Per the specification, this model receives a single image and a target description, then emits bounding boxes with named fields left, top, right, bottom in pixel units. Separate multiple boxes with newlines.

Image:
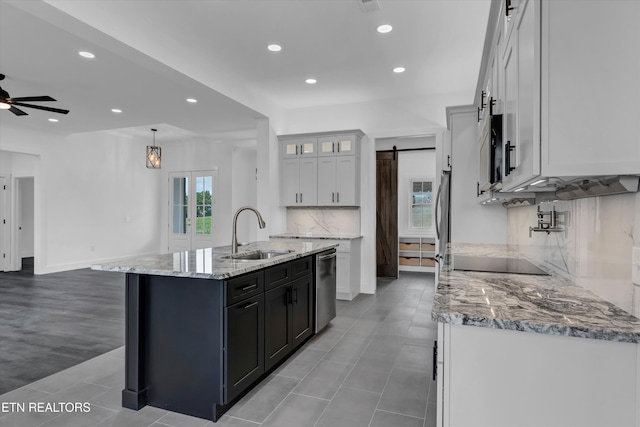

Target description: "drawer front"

left=265, top=256, right=313, bottom=291
left=399, top=256, right=420, bottom=266
left=265, top=263, right=291, bottom=291
left=226, top=271, right=264, bottom=306
left=399, top=242, right=420, bottom=251
left=290, top=256, right=313, bottom=279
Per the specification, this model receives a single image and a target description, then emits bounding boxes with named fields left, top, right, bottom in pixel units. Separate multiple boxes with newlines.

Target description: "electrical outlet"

left=632, top=247, right=640, bottom=285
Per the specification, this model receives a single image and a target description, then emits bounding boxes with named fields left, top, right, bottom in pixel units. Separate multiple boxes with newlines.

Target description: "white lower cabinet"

left=436, top=323, right=639, bottom=427
left=270, top=237, right=361, bottom=300
left=327, top=239, right=361, bottom=300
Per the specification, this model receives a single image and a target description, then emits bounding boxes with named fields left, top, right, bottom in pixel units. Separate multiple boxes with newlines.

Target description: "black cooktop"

left=452, top=255, right=549, bottom=276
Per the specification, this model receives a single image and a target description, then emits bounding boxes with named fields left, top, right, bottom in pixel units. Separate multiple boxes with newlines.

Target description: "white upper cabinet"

left=281, top=138, right=317, bottom=158
left=317, top=134, right=359, bottom=157
left=281, top=157, right=317, bottom=206
left=477, top=0, right=640, bottom=193
left=279, top=130, right=363, bottom=207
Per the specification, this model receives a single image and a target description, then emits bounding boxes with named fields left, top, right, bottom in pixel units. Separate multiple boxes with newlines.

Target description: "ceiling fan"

left=0, top=74, right=70, bottom=116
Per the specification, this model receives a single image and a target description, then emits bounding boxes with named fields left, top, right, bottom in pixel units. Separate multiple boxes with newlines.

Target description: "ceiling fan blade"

left=9, top=106, right=28, bottom=116
left=11, top=102, right=69, bottom=114
left=8, top=96, right=57, bottom=102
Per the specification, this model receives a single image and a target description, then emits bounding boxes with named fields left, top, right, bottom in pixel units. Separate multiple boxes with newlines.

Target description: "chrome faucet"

left=231, top=206, right=266, bottom=254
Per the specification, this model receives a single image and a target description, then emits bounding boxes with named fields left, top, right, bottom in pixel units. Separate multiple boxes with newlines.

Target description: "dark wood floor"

left=0, top=258, right=125, bottom=394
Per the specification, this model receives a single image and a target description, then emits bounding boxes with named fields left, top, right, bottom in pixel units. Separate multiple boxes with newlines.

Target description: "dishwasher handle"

left=317, top=251, right=337, bottom=261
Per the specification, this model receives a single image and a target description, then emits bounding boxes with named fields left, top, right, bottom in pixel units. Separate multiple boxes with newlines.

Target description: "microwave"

left=478, top=113, right=503, bottom=192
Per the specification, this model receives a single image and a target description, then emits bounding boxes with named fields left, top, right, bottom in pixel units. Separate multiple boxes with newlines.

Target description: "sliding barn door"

left=376, top=152, right=398, bottom=278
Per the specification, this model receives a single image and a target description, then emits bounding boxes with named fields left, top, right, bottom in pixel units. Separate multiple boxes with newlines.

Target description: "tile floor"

left=0, top=272, right=437, bottom=427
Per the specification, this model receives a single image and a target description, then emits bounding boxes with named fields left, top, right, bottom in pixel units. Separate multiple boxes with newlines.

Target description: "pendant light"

left=146, top=128, right=161, bottom=169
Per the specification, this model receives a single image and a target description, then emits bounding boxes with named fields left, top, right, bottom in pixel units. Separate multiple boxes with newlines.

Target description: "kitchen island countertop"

left=270, top=232, right=363, bottom=240
left=432, top=243, right=640, bottom=343
left=91, top=240, right=337, bottom=280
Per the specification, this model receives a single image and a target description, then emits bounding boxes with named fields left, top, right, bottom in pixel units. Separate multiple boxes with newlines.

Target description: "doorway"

left=376, top=152, right=398, bottom=278
left=168, top=170, right=218, bottom=252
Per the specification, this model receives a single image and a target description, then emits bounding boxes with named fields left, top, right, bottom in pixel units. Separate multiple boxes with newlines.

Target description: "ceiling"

left=0, top=0, right=491, bottom=140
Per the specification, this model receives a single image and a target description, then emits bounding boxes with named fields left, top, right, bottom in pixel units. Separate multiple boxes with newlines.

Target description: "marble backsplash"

left=508, top=192, right=640, bottom=316
left=286, top=208, right=361, bottom=236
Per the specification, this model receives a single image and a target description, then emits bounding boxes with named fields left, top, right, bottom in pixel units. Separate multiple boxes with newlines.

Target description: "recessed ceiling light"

left=377, top=24, right=393, bottom=34
left=48, top=118, right=59, bottom=122
left=305, top=78, right=317, bottom=84
left=111, top=108, right=122, bottom=113
left=78, top=51, right=95, bottom=59
left=267, top=44, right=282, bottom=52
left=393, top=67, right=406, bottom=73
left=186, top=98, right=198, bottom=103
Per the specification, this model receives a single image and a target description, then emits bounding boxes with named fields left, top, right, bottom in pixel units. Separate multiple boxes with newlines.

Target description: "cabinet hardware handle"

left=447, top=155, right=451, bottom=169
left=432, top=341, right=438, bottom=380
left=300, top=193, right=303, bottom=203
left=477, top=181, right=485, bottom=197
left=296, top=193, right=298, bottom=203
left=241, top=284, right=258, bottom=291
left=337, top=192, right=339, bottom=203
left=477, top=106, right=481, bottom=123
left=337, top=142, right=340, bottom=153
left=489, top=96, right=496, bottom=116
left=505, top=141, right=516, bottom=175
left=293, top=288, right=298, bottom=304
left=242, top=301, right=258, bottom=309
left=333, top=142, right=335, bottom=153
left=296, top=144, right=298, bottom=155
left=506, top=0, right=514, bottom=17
left=332, top=192, right=335, bottom=203
left=481, top=90, right=486, bottom=109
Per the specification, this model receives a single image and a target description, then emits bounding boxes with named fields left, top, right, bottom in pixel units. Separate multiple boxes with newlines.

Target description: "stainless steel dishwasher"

left=315, top=249, right=337, bottom=332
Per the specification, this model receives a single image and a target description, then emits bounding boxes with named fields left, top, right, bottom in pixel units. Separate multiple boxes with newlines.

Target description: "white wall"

left=44, top=130, right=162, bottom=271
left=159, top=137, right=234, bottom=251
left=1, top=124, right=163, bottom=273
left=257, top=118, right=286, bottom=241
left=231, top=146, right=258, bottom=244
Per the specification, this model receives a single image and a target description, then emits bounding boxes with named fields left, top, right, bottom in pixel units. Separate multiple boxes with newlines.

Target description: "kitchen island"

left=432, top=243, right=640, bottom=427
left=92, top=240, right=337, bottom=422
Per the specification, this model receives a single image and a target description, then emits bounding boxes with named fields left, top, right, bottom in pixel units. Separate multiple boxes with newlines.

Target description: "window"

left=410, top=179, right=433, bottom=230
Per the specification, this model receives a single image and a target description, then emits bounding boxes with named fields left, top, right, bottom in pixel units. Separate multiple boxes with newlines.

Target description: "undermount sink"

left=222, top=250, right=294, bottom=261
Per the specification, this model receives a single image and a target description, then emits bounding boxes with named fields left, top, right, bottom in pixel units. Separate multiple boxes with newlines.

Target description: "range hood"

left=555, top=176, right=640, bottom=200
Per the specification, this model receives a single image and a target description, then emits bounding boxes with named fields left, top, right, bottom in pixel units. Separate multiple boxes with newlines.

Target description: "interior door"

left=376, top=152, right=398, bottom=278
left=168, top=170, right=217, bottom=252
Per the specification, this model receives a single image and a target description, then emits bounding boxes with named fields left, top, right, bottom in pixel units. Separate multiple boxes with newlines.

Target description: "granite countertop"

left=432, top=243, right=640, bottom=343
left=91, top=240, right=338, bottom=280
left=270, top=233, right=363, bottom=240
